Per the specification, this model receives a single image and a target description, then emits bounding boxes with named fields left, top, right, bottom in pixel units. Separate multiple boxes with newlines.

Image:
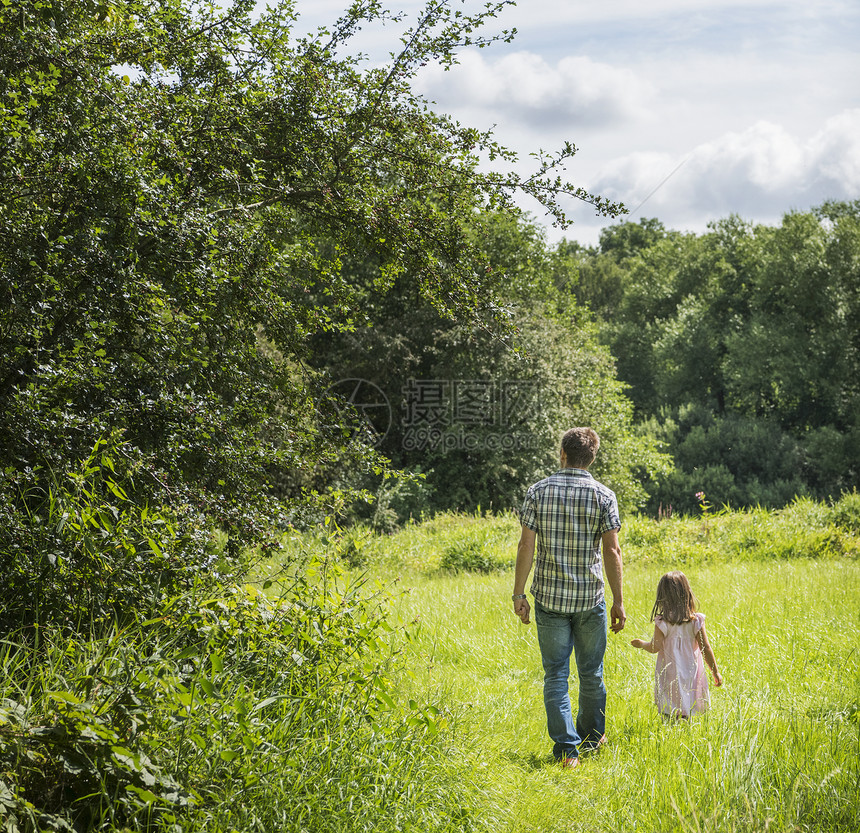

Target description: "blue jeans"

left=534, top=600, right=607, bottom=760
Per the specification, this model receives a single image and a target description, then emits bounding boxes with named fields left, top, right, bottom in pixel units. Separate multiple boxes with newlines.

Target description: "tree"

left=308, top=212, right=670, bottom=521
left=1, top=0, right=624, bottom=624
left=722, top=207, right=860, bottom=432
left=588, top=205, right=860, bottom=510
left=555, top=218, right=672, bottom=322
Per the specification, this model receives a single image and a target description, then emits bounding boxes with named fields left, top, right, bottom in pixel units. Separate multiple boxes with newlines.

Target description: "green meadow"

left=3, top=499, right=857, bottom=832
left=270, top=500, right=860, bottom=833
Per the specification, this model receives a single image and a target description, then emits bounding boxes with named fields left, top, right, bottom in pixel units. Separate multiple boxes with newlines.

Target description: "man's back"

left=521, top=467, right=620, bottom=614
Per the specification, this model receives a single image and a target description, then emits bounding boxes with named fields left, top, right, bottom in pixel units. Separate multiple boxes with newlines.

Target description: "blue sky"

left=289, top=0, right=860, bottom=245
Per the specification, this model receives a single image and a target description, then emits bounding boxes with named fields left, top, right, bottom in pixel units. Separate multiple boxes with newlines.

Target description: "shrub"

left=0, top=553, right=474, bottom=833
left=832, top=490, right=860, bottom=534
left=440, top=540, right=505, bottom=574
left=327, top=524, right=375, bottom=569
left=0, top=436, right=214, bottom=636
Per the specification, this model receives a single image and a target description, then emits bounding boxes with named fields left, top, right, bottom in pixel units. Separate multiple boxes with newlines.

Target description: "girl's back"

left=654, top=613, right=709, bottom=718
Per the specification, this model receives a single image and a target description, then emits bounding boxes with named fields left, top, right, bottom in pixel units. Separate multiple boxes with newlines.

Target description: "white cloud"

left=279, top=1, right=860, bottom=247
left=661, top=111, right=858, bottom=208
left=684, top=122, right=809, bottom=205
left=415, top=49, right=653, bottom=128
left=555, top=109, right=860, bottom=243
left=808, top=110, right=860, bottom=189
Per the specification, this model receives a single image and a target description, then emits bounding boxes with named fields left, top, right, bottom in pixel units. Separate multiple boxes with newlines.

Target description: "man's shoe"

left=560, top=755, right=580, bottom=769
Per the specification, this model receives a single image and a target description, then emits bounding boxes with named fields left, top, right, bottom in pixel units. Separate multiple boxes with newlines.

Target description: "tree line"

left=307, top=201, right=860, bottom=521
left=565, top=204, right=860, bottom=514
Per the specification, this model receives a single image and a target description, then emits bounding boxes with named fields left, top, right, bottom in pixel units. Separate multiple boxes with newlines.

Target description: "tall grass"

left=382, top=560, right=859, bottom=832
left=330, top=498, right=860, bottom=833
left=0, top=556, right=481, bottom=833
left=333, top=496, right=860, bottom=573
left=5, top=496, right=857, bottom=831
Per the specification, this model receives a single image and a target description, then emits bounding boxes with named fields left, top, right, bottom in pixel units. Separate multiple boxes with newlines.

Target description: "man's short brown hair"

left=561, top=427, right=600, bottom=469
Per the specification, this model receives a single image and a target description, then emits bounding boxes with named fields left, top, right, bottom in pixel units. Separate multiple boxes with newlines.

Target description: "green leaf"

left=126, top=785, right=160, bottom=804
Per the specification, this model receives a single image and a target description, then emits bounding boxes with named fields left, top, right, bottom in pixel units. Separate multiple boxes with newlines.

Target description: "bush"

left=619, top=497, right=860, bottom=565
left=832, top=490, right=860, bottom=534
left=639, top=408, right=810, bottom=514
left=0, top=435, right=215, bottom=636
left=440, top=540, right=506, bottom=574
left=0, top=554, right=476, bottom=833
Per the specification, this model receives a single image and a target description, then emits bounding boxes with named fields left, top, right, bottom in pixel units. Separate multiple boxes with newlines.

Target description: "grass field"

left=8, top=503, right=854, bottom=832
left=313, top=505, right=860, bottom=833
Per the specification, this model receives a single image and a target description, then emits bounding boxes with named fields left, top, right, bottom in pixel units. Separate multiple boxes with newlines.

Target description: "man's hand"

left=609, top=600, right=626, bottom=633
left=513, top=597, right=531, bottom=625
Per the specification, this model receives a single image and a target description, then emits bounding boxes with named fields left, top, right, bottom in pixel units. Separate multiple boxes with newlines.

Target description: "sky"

left=288, top=0, right=860, bottom=247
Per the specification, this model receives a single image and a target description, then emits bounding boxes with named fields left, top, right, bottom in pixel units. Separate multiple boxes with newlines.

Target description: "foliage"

left=311, top=501, right=860, bottom=583
left=0, top=551, right=474, bottom=833
left=636, top=405, right=809, bottom=515
left=439, top=539, right=509, bottom=574
left=0, top=434, right=203, bottom=634
left=323, top=521, right=375, bottom=568
left=574, top=206, right=860, bottom=511
left=0, top=3, right=627, bottom=826
left=619, top=496, right=860, bottom=564
left=1, top=0, right=623, bottom=583
left=832, top=489, right=860, bottom=534
left=558, top=217, right=674, bottom=320
left=309, top=212, right=670, bottom=522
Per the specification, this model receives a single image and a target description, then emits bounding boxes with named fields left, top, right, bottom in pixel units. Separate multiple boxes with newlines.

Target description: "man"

left=512, top=427, right=625, bottom=769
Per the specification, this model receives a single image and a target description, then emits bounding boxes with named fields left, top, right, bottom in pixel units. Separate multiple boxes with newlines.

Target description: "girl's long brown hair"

left=650, top=571, right=698, bottom=624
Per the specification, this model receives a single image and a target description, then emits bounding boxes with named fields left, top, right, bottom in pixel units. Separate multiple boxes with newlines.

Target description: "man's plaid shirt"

left=520, top=468, right=621, bottom=614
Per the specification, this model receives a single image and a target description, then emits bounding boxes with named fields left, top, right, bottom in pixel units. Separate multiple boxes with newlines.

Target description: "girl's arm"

left=630, top=624, right=663, bottom=654
left=697, top=623, right=723, bottom=686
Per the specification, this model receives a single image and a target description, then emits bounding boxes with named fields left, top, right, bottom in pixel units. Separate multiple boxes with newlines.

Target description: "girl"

left=631, top=571, right=723, bottom=718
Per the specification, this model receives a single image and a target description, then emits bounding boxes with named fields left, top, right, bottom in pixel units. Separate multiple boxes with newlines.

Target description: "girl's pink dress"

left=654, top=613, right=710, bottom=717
